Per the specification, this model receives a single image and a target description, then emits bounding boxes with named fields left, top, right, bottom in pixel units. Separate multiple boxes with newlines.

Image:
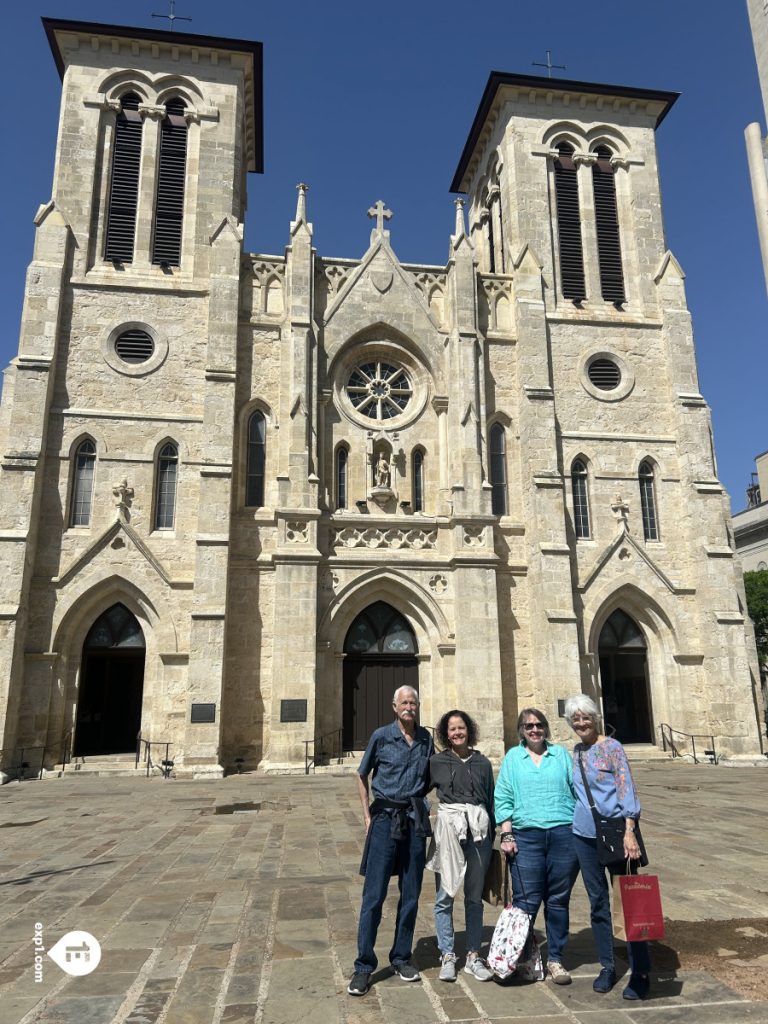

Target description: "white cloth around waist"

left=425, top=802, right=490, bottom=897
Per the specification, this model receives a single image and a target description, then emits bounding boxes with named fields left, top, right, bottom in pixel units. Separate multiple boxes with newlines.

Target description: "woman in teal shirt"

left=495, top=708, right=580, bottom=985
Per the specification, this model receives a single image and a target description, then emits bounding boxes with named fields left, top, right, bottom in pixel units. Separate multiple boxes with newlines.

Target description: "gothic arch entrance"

left=343, top=601, right=418, bottom=749
left=598, top=609, right=653, bottom=743
left=73, top=603, right=145, bottom=756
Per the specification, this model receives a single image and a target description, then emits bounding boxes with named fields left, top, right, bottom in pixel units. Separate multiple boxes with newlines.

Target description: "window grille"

left=553, top=143, right=586, bottom=301
left=246, top=412, right=266, bottom=508
left=154, top=442, right=178, bottom=529
left=489, top=424, right=507, bottom=516
left=336, top=446, right=348, bottom=510
left=587, top=358, right=621, bottom=391
left=571, top=459, right=591, bottom=539
left=70, top=440, right=96, bottom=527
left=592, top=146, right=626, bottom=303
left=152, top=98, right=188, bottom=265
left=639, top=460, right=659, bottom=540
left=104, top=92, right=143, bottom=263
left=115, top=328, right=155, bottom=364
left=412, top=449, right=424, bottom=512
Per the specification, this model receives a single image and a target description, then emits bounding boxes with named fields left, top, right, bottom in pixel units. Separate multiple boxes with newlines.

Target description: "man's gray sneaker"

left=464, top=954, right=493, bottom=982
left=392, top=962, right=421, bottom=982
left=347, top=972, right=370, bottom=996
left=438, top=952, right=457, bottom=982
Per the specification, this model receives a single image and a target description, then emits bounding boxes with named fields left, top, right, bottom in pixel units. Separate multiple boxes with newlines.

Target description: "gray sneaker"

left=438, top=952, right=458, bottom=982
left=464, top=954, right=493, bottom=982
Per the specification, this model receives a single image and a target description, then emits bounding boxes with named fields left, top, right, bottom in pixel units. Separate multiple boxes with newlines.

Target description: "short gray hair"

left=563, top=694, right=602, bottom=729
left=392, top=685, right=419, bottom=704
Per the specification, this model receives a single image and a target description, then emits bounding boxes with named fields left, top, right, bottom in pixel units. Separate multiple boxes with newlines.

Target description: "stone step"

left=45, top=753, right=169, bottom=779
left=623, top=743, right=672, bottom=762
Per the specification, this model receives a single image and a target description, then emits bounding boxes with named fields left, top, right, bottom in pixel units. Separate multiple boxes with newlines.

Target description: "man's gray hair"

left=563, top=694, right=603, bottom=729
left=392, top=685, right=419, bottom=704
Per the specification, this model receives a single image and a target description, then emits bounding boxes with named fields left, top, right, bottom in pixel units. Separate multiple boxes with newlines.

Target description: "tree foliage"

left=744, top=569, right=768, bottom=669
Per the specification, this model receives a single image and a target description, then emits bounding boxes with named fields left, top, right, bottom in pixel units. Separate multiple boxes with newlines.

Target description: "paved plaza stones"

left=1, top=764, right=767, bottom=1024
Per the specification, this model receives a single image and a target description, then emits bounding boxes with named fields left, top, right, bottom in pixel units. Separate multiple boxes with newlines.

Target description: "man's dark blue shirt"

left=358, top=720, right=433, bottom=801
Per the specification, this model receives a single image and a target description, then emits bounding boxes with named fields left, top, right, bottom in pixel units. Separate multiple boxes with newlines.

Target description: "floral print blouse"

left=571, top=738, right=641, bottom=838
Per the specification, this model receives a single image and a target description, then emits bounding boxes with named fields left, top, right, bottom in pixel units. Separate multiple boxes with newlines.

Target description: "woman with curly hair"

left=427, top=709, right=495, bottom=983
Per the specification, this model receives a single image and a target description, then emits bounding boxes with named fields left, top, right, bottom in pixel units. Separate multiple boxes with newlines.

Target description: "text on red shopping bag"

left=612, top=874, right=665, bottom=942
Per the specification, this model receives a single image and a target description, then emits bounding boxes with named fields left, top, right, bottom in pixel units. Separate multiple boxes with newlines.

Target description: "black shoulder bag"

left=577, top=748, right=648, bottom=868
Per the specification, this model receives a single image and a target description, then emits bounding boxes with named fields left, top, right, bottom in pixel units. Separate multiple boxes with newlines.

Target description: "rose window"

left=345, top=361, right=413, bottom=420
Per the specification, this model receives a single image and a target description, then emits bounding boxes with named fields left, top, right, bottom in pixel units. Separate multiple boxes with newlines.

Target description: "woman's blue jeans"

left=433, top=832, right=492, bottom=955
left=510, top=824, right=580, bottom=963
left=572, top=833, right=651, bottom=974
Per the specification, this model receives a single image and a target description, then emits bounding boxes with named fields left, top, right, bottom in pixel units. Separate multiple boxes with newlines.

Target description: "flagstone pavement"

left=1, top=763, right=767, bottom=1024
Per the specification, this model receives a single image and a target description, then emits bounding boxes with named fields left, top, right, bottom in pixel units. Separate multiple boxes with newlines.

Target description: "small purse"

left=577, top=749, right=648, bottom=868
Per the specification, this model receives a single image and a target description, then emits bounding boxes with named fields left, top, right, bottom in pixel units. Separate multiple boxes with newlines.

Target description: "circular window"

left=587, top=357, right=621, bottom=391
left=102, top=321, right=168, bottom=377
left=115, top=329, right=155, bottom=364
left=345, top=361, right=413, bottom=421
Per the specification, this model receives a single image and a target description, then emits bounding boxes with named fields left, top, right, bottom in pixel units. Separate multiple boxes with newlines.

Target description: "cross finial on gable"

left=367, top=200, right=392, bottom=238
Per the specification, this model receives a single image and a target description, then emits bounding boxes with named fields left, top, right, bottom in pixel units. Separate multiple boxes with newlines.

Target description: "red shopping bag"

left=612, top=874, right=665, bottom=942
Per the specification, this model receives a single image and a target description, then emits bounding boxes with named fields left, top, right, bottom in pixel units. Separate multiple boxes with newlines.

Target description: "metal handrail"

left=659, top=723, right=717, bottom=764
left=136, top=737, right=174, bottom=778
left=60, top=731, right=73, bottom=772
left=0, top=745, right=47, bottom=781
left=304, top=727, right=347, bottom=775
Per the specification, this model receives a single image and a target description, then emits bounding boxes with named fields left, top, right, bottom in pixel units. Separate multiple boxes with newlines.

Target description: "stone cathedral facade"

left=0, top=18, right=762, bottom=778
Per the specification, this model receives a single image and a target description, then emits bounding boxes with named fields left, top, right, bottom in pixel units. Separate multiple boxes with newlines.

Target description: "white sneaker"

left=438, top=952, right=457, bottom=982
left=547, top=960, right=571, bottom=985
left=464, top=954, right=493, bottom=982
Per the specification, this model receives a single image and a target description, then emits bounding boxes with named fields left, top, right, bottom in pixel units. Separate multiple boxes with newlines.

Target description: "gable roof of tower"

left=42, top=17, right=264, bottom=173
left=450, top=70, right=679, bottom=194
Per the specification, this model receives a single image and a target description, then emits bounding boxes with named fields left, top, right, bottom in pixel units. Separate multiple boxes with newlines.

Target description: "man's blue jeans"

left=510, top=824, right=580, bottom=963
left=573, top=833, right=651, bottom=974
left=434, top=832, right=492, bottom=955
left=354, top=812, right=427, bottom=975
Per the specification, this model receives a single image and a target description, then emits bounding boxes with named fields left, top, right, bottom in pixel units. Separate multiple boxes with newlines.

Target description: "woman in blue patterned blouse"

left=494, top=708, right=580, bottom=986
left=565, top=694, right=650, bottom=1001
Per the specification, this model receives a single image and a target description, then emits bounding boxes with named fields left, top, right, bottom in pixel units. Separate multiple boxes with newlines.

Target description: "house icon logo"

left=47, top=931, right=102, bottom=976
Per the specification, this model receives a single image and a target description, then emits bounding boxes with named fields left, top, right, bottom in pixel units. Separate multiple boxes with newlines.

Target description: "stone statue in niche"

left=375, top=452, right=391, bottom=488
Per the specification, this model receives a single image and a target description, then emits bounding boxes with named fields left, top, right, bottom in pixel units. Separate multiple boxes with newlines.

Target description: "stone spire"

left=290, top=182, right=311, bottom=236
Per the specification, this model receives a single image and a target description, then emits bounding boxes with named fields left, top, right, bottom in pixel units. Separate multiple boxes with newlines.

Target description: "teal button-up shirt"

left=494, top=742, right=575, bottom=829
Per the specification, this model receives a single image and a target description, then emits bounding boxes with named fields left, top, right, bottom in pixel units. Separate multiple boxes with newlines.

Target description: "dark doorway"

left=74, top=603, right=145, bottom=756
left=343, top=602, right=418, bottom=749
left=598, top=609, right=653, bottom=744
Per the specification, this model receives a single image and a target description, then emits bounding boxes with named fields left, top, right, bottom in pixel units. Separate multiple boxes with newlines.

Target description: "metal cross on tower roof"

left=532, top=50, right=567, bottom=78
left=151, top=0, right=192, bottom=31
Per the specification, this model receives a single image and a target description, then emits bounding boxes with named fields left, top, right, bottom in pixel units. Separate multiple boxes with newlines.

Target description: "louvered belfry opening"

left=104, top=92, right=143, bottom=263
left=553, top=143, right=586, bottom=301
left=152, top=98, right=188, bottom=266
left=592, top=146, right=626, bottom=303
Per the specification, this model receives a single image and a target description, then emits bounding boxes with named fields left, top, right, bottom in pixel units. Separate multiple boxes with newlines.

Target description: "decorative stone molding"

left=463, top=526, right=485, bottom=547
left=320, top=570, right=339, bottom=592
left=285, top=521, right=309, bottom=543
left=429, top=573, right=448, bottom=594
left=138, top=103, right=167, bottom=120
left=333, top=526, right=437, bottom=551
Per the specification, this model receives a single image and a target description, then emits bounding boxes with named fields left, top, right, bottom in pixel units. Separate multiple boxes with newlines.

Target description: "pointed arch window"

left=70, top=440, right=96, bottom=527
left=639, top=460, right=659, bottom=540
left=336, top=445, right=348, bottom=510
left=412, top=449, right=424, bottom=512
left=571, top=458, right=591, bottom=539
left=246, top=411, right=266, bottom=508
left=104, top=92, right=143, bottom=263
left=553, top=143, right=586, bottom=301
left=154, top=442, right=178, bottom=530
left=592, top=146, right=625, bottom=303
left=489, top=424, right=507, bottom=516
left=152, top=98, right=188, bottom=266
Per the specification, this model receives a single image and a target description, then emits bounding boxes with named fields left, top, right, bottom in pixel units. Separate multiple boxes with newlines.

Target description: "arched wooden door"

left=343, top=602, right=418, bottom=749
left=598, top=609, right=653, bottom=743
left=74, top=603, right=145, bottom=756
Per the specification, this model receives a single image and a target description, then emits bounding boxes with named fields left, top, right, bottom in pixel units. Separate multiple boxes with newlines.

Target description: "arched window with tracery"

left=592, top=145, right=625, bottom=303
left=553, top=142, right=586, bottom=301
left=152, top=98, right=188, bottom=265
left=154, top=442, right=178, bottom=530
left=571, top=458, right=591, bottom=539
left=104, top=92, right=143, bottom=263
left=489, top=424, right=507, bottom=516
left=70, top=439, right=97, bottom=527
left=336, top=445, right=348, bottom=510
left=638, top=460, right=659, bottom=540
left=246, top=411, right=266, bottom=508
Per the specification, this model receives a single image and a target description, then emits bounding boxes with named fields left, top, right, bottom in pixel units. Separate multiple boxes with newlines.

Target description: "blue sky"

left=0, top=1, right=764, bottom=510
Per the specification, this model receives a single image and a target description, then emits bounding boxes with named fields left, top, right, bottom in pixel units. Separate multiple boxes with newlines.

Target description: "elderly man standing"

left=347, top=686, right=434, bottom=996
